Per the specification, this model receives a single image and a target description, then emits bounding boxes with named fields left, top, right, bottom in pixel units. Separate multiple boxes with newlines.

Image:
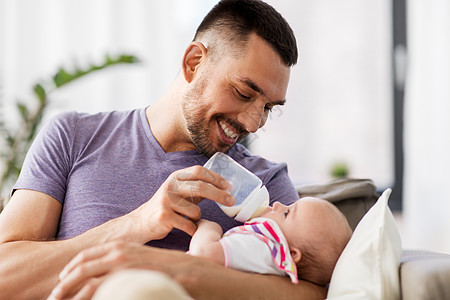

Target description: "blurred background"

left=0, top=0, right=449, bottom=253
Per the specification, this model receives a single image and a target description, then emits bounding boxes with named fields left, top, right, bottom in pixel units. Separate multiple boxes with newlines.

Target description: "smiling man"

left=151, top=32, right=290, bottom=156
left=0, top=1, right=326, bottom=299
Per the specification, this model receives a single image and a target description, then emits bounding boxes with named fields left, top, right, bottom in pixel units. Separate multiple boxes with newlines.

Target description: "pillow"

left=327, top=189, right=402, bottom=300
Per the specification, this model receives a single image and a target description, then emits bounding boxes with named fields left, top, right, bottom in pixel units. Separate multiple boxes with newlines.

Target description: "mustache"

left=215, top=114, right=248, bottom=136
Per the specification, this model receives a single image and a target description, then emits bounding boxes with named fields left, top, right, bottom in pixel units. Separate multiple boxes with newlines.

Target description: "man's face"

left=182, top=33, right=290, bottom=157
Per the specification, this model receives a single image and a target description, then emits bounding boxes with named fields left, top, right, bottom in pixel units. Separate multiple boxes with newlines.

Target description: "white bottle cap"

left=235, top=185, right=269, bottom=222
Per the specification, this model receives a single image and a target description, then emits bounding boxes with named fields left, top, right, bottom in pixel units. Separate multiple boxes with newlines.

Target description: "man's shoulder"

left=227, top=143, right=297, bottom=203
left=48, top=109, right=143, bottom=132
left=73, top=108, right=142, bottom=124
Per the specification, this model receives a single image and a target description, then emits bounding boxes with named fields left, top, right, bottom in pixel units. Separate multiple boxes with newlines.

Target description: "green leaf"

left=33, top=83, right=47, bottom=104
left=50, top=54, right=139, bottom=89
left=118, top=54, right=139, bottom=64
left=17, top=103, right=28, bottom=121
left=105, top=54, right=113, bottom=64
left=52, top=68, right=72, bottom=87
left=6, top=134, right=14, bottom=146
left=331, top=162, right=349, bottom=179
left=10, top=165, right=21, bottom=178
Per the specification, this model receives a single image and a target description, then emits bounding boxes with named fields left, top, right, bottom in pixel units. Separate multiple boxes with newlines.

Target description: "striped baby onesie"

left=219, top=217, right=298, bottom=283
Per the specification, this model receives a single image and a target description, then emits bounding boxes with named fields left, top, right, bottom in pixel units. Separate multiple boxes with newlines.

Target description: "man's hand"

left=48, top=241, right=214, bottom=300
left=48, top=242, right=165, bottom=300
left=128, top=165, right=234, bottom=242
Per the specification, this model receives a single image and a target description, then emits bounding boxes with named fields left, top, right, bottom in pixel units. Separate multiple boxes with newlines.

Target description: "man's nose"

left=237, top=103, right=266, bottom=133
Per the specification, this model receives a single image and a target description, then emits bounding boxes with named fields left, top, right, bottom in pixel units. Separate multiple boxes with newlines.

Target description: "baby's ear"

left=290, top=247, right=301, bottom=263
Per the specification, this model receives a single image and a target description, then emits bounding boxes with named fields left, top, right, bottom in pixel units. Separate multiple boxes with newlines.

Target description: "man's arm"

left=0, top=190, right=144, bottom=300
left=50, top=242, right=327, bottom=300
left=181, top=255, right=327, bottom=300
left=189, top=219, right=225, bottom=265
left=0, top=166, right=234, bottom=300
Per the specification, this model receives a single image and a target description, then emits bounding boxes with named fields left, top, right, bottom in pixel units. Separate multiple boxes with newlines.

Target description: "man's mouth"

left=218, top=120, right=239, bottom=144
left=219, top=120, right=238, bottom=139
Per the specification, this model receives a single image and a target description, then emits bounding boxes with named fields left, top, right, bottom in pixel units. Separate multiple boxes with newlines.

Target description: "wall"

left=249, top=0, right=393, bottom=188
left=403, top=0, right=450, bottom=254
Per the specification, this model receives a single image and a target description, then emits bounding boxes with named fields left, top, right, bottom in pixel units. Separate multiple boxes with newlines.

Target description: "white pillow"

left=327, top=189, right=402, bottom=300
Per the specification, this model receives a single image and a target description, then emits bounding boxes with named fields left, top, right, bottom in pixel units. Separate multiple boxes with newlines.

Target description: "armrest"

left=400, top=250, right=450, bottom=300
left=297, top=178, right=378, bottom=230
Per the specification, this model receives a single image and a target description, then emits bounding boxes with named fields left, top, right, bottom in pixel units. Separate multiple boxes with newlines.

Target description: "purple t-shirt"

left=14, top=109, right=298, bottom=251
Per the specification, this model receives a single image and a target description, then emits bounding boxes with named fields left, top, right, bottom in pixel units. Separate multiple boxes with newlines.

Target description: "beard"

left=181, top=75, right=248, bottom=157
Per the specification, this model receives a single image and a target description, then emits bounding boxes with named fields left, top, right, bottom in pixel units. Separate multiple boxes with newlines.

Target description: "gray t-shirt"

left=14, top=108, right=298, bottom=251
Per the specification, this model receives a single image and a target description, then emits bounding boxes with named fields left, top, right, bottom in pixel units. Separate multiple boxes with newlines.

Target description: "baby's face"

left=260, top=200, right=307, bottom=246
left=262, top=197, right=352, bottom=285
left=261, top=197, right=349, bottom=250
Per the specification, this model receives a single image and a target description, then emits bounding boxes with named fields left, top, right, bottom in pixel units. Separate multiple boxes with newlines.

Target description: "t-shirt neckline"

left=139, top=107, right=207, bottom=161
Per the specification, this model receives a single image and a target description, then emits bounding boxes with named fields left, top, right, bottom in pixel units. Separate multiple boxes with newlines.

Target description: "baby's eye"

left=284, top=210, right=289, bottom=218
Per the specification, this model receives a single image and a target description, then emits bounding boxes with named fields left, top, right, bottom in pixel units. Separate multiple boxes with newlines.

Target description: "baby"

left=189, top=197, right=353, bottom=286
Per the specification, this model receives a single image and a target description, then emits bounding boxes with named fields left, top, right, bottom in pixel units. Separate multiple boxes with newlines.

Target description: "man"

left=0, top=0, right=326, bottom=299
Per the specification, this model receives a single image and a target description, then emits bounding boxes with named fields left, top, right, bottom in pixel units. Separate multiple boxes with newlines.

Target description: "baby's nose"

left=272, top=201, right=287, bottom=211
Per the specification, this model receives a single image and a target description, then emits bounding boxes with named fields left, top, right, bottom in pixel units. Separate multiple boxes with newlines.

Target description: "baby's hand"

left=196, top=219, right=215, bottom=226
left=195, top=219, right=222, bottom=232
left=190, top=219, right=225, bottom=264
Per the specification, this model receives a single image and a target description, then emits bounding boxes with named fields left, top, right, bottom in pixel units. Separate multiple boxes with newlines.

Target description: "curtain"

left=0, top=0, right=217, bottom=199
left=0, top=0, right=215, bottom=127
left=403, top=0, right=450, bottom=253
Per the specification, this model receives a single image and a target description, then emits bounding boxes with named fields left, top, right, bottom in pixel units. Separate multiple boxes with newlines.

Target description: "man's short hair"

left=194, top=0, right=298, bottom=67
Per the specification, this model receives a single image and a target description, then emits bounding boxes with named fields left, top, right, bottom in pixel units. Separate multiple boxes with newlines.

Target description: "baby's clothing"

left=219, top=217, right=298, bottom=283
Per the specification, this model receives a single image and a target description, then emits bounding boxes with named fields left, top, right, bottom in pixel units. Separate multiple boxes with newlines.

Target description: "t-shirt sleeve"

left=230, top=145, right=299, bottom=207
left=12, top=112, right=78, bottom=204
left=263, top=164, right=299, bottom=206
left=219, top=233, right=285, bottom=277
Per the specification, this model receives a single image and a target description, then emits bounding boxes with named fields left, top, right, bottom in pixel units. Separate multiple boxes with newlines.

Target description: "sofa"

left=296, top=178, right=450, bottom=300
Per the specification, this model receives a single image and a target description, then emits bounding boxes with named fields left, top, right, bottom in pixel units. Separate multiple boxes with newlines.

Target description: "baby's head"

left=261, top=197, right=352, bottom=285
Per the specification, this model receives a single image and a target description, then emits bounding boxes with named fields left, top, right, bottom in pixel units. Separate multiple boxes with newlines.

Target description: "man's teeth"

left=219, top=121, right=238, bottom=139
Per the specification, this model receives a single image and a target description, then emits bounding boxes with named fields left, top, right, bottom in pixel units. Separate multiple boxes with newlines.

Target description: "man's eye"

left=284, top=210, right=289, bottom=218
left=264, top=105, right=273, bottom=112
left=235, top=88, right=251, bottom=100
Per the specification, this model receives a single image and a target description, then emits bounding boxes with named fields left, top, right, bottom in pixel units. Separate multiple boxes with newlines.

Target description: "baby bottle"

left=204, top=152, right=269, bottom=222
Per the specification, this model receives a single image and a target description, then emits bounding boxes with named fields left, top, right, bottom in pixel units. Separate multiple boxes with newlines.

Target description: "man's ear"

left=182, top=41, right=208, bottom=83
left=290, top=247, right=302, bottom=263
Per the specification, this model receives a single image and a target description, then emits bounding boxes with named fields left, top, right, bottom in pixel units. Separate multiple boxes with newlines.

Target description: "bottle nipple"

left=248, top=199, right=269, bottom=219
